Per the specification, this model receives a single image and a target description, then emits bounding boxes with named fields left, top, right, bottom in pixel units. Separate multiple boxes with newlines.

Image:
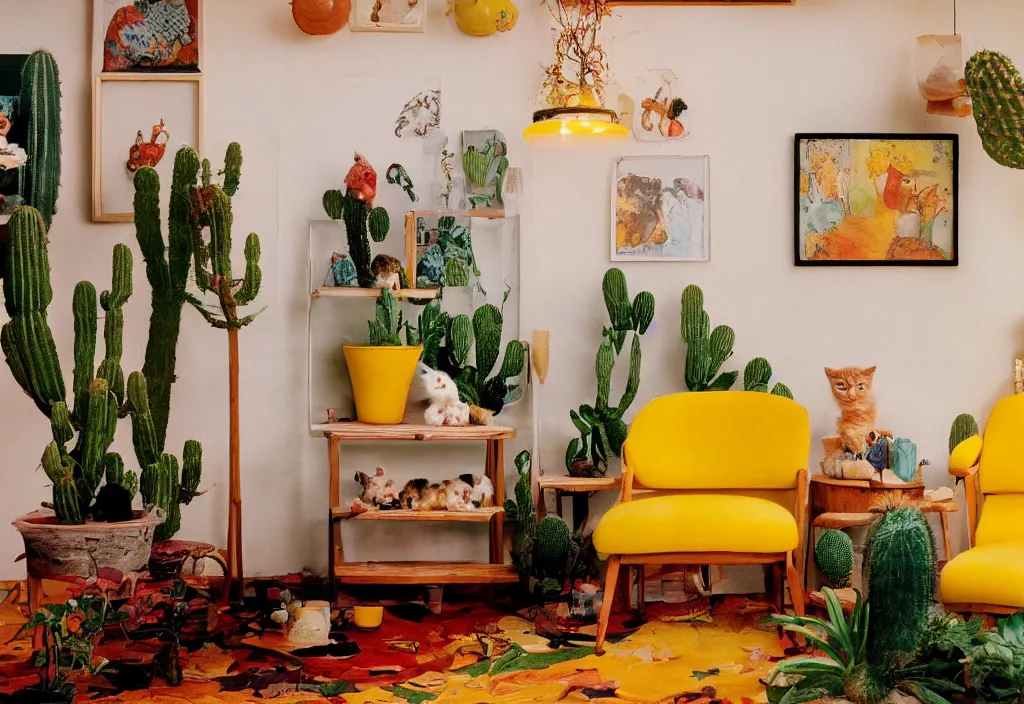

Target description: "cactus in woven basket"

left=949, top=413, right=979, bottom=454
left=434, top=295, right=525, bottom=415
left=366, top=288, right=405, bottom=346
left=504, top=450, right=536, bottom=586
left=566, top=268, right=654, bottom=478
left=965, top=50, right=1024, bottom=170
left=322, top=189, right=391, bottom=288
left=815, top=529, right=854, bottom=587
left=1, top=206, right=202, bottom=534
left=865, top=506, right=936, bottom=673
left=680, top=284, right=793, bottom=398
left=535, top=515, right=572, bottom=589
left=21, top=50, right=62, bottom=230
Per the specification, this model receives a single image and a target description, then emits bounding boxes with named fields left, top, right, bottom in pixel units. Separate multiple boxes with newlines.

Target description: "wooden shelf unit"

left=311, top=287, right=440, bottom=300
left=326, top=423, right=515, bottom=592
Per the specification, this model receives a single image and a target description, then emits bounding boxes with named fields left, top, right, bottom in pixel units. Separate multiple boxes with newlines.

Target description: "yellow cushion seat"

left=592, top=494, right=799, bottom=555
left=940, top=543, right=1024, bottom=609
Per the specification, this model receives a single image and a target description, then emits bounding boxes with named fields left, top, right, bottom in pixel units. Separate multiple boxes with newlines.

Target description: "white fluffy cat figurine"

left=422, top=368, right=470, bottom=427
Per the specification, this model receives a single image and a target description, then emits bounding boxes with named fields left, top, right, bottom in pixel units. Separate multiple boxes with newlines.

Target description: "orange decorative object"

left=125, top=119, right=170, bottom=175
left=292, top=0, right=352, bottom=35
left=344, top=153, right=378, bottom=206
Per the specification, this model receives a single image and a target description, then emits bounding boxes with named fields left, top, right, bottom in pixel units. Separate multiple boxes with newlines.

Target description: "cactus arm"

left=368, top=207, right=390, bottom=243
left=105, top=452, right=125, bottom=488
left=743, top=357, right=773, bottom=392
left=0, top=323, right=31, bottom=399
left=497, top=340, right=525, bottom=381
left=11, top=311, right=65, bottom=416
left=4, top=207, right=53, bottom=316
left=50, top=400, right=74, bottom=447
left=602, top=268, right=629, bottom=330
left=615, top=334, right=642, bottom=418
left=222, top=142, right=242, bottom=197
left=43, top=441, right=82, bottom=525
left=323, top=189, right=343, bottom=219
left=207, top=189, right=233, bottom=281
left=71, top=281, right=97, bottom=425
left=96, top=244, right=132, bottom=406
left=127, top=371, right=160, bottom=469
left=21, top=51, right=62, bottom=230
left=168, top=148, right=200, bottom=291
left=595, top=342, right=614, bottom=410
left=472, top=304, right=502, bottom=379
left=78, top=379, right=117, bottom=503
left=770, top=382, right=793, bottom=399
left=632, top=291, right=655, bottom=334
left=180, top=439, right=202, bottom=505
left=234, top=234, right=262, bottom=306
left=707, top=370, right=739, bottom=391
left=680, top=285, right=708, bottom=343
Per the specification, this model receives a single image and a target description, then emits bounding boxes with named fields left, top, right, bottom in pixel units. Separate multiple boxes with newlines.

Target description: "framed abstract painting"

left=92, top=0, right=202, bottom=74
left=795, top=133, right=958, bottom=266
left=612, top=155, right=710, bottom=262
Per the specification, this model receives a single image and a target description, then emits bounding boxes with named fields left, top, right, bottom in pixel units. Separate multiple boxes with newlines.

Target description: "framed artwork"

left=92, top=73, right=203, bottom=222
left=612, top=155, right=710, bottom=262
left=0, top=55, right=29, bottom=224
left=351, top=0, right=426, bottom=32
left=92, top=0, right=202, bottom=74
left=795, top=133, right=958, bottom=266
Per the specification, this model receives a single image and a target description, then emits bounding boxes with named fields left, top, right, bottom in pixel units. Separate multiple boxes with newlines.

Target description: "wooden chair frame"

left=942, top=461, right=1020, bottom=615
left=595, top=462, right=807, bottom=654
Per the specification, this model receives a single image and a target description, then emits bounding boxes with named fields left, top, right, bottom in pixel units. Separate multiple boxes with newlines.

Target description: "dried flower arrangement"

left=540, top=0, right=613, bottom=110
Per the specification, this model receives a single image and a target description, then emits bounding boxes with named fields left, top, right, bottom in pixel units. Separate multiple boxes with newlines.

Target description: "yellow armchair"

left=941, top=394, right=1024, bottom=613
left=593, top=391, right=811, bottom=654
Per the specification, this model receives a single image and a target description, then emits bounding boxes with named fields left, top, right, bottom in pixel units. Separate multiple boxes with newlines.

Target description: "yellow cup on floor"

left=353, top=605, right=384, bottom=631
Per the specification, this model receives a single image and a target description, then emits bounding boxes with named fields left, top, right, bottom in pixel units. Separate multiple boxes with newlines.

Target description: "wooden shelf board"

left=409, top=209, right=507, bottom=220
left=537, top=476, right=622, bottom=492
left=332, top=506, right=502, bottom=522
left=334, top=561, right=518, bottom=584
left=316, top=422, right=516, bottom=441
left=311, top=287, right=439, bottom=300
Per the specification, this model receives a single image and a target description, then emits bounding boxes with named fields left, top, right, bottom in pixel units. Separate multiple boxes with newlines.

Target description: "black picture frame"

left=794, top=132, right=959, bottom=267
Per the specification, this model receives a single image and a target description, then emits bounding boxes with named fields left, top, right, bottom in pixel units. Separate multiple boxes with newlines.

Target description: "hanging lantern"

left=916, top=34, right=971, bottom=117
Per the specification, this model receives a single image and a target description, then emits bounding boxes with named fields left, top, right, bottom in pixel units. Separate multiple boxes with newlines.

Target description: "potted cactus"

left=344, top=288, right=423, bottom=424
left=3, top=201, right=201, bottom=579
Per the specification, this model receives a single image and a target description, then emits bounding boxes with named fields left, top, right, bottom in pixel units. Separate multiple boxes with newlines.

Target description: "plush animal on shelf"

left=824, top=366, right=892, bottom=455
left=371, top=254, right=404, bottom=290
left=400, top=478, right=448, bottom=511
left=441, top=477, right=474, bottom=511
left=422, top=369, right=470, bottom=426
left=459, top=473, right=495, bottom=508
left=351, top=467, right=401, bottom=514
left=469, top=405, right=494, bottom=426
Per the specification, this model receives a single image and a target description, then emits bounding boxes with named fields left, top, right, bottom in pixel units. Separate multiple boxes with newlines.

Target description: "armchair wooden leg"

left=785, top=551, right=805, bottom=617
left=596, top=555, right=621, bottom=656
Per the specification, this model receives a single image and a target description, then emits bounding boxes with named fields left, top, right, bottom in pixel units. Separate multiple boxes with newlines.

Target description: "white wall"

left=1, top=0, right=1022, bottom=578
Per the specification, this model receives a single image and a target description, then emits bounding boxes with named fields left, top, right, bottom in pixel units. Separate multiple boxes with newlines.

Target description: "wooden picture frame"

left=92, top=73, right=204, bottom=223
left=91, top=0, right=203, bottom=75
left=350, top=0, right=427, bottom=32
left=608, top=0, right=792, bottom=6
left=795, top=133, right=959, bottom=267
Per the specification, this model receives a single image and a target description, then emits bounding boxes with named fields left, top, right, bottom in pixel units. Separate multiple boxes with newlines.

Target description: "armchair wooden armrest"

left=948, top=463, right=979, bottom=480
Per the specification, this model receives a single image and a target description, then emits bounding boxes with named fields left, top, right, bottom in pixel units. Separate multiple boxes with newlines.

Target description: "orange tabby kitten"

left=824, top=366, right=886, bottom=455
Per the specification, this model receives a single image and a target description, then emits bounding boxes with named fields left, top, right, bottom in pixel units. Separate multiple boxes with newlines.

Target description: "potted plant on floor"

left=344, top=288, right=423, bottom=424
left=3, top=202, right=202, bottom=579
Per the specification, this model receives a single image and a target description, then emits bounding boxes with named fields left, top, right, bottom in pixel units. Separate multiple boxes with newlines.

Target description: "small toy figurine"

left=422, top=369, right=470, bottom=426
left=386, top=163, right=418, bottom=202
left=329, top=252, right=358, bottom=287
left=344, top=153, right=377, bottom=206
left=371, top=254, right=403, bottom=290
left=126, top=119, right=170, bottom=175
left=351, top=467, right=401, bottom=514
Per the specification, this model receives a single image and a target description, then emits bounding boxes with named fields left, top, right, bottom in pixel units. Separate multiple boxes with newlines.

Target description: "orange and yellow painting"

left=796, top=135, right=957, bottom=265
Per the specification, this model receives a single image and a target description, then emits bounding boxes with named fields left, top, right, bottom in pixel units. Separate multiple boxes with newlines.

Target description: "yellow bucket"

left=343, top=345, right=423, bottom=424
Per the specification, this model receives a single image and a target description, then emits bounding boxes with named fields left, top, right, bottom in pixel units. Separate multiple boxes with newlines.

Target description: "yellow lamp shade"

left=523, top=107, right=629, bottom=145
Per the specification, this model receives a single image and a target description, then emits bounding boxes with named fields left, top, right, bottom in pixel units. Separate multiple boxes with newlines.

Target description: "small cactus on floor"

left=504, top=451, right=536, bottom=587
left=535, top=515, right=572, bottom=590
left=566, top=268, right=654, bottom=477
left=814, top=529, right=854, bottom=587
left=949, top=413, right=980, bottom=453
left=366, top=288, right=404, bottom=346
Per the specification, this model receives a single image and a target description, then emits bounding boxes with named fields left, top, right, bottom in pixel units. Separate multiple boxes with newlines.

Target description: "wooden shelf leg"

left=328, top=436, right=343, bottom=603
left=28, top=574, right=42, bottom=651
left=939, top=511, right=952, bottom=564
left=555, top=489, right=564, bottom=518
left=488, top=440, right=505, bottom=565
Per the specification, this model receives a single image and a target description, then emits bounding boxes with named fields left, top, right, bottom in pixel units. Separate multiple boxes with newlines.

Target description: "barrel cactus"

left=21, top=50, right=62, bottom=230
left=1, top=206, right=201, bottom=534
left=965, top=50, right=1024, bottom=169
left=949, top=413, right=980, bottom=453
left=680, top=284, right=792, bottom=398
left=535, top=515, right=572, bottom=589
left=815, top=529, right=854, bottom=587
left=566, top=268, right=654, bottom=477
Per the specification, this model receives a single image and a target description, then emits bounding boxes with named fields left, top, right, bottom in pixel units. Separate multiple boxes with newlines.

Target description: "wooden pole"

left=227, top=327, right=243, bottom=601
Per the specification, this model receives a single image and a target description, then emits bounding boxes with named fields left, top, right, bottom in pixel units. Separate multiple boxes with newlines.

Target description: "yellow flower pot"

left=343, top=345, right=423, bottom=424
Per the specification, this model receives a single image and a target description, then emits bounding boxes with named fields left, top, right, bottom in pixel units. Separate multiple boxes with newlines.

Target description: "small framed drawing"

left=92, top=0, right=202, bottom=74
left=795, top=133, right=958, bottom=266
left=351, top=0, right=426, bottom=32
left=92, top=74, right=203, bottom=222
left=612, top=155, right=710, bottom=262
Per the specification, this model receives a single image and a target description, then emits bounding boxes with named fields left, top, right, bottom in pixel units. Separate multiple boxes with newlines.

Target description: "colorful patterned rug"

left=0, top=578, right=794, bottom=703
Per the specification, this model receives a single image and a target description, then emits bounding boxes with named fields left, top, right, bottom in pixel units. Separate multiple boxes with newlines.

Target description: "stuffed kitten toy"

left=422, top=368, right=470, bottom=427
left=400, top=478, right=448, bottom=511
left=441, top=478, right=474, bottom=511
left=458, top=474, right=495, bottom=508
left=824, top=366, right=891, bottom=456
left=351, top=467, right=401, bottom=514
left=371, top=254, right=403, bottom=290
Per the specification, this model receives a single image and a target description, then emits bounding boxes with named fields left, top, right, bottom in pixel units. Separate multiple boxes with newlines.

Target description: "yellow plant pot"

left=343, top=345, right=423, bottom=424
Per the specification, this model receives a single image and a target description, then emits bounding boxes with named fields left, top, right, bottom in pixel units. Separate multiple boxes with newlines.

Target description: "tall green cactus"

left=680, top=284, right=792, bottom=398
left=949, top=413, right=980, bottom=453
left=323, top=189, right=391, bottom=288
left=21, top=50, right=62, bottom=231
left=504, top=450, right=536, bottom=586
left=566, top=268, right=654, bottom=477
left=186, top=144, right=264, bottom=330
left=1, top=204, right=202, bottom=535
left=865, top=507, right=937, bottom=672
left=965, top=51, right=1024, bottom=170
left=434, top=297, right=525, bottom=414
